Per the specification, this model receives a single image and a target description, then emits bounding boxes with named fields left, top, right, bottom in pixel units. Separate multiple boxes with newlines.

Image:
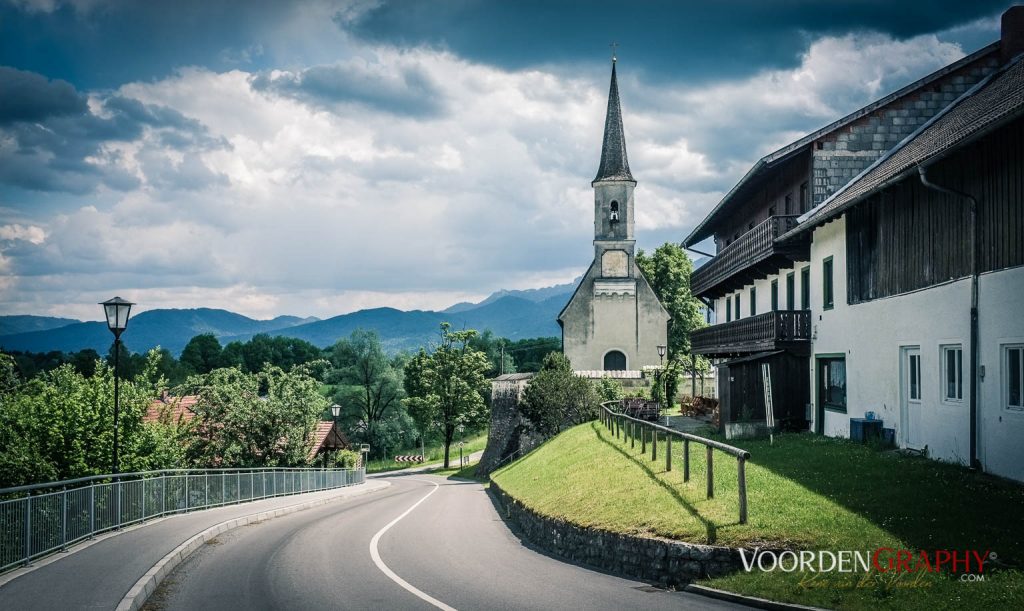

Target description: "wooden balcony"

left=691, top=215, right=809, bottom=298
left=691, top=310, right=811, bottom=358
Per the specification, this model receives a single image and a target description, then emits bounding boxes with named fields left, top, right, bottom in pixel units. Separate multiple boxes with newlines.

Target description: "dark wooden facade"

left=718, top=351, right=810, bottom=430
left=692, top=310, right=811, bottom=357
left=691, top=215, right=810, bottom=298
left=714, top=151, right=812, bottom=252
left=846, top=115, right=1024, bottom=303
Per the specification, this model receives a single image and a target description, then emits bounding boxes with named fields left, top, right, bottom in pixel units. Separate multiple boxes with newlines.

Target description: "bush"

left=326, top=449, right=360, bottom=468
left=520, top=353, right=600, bottom=436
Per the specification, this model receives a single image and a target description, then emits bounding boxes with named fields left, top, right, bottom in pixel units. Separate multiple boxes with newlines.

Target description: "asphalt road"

left=0, top=481, right=388, bottom=610
left=148, top=474, right=746, bottom=611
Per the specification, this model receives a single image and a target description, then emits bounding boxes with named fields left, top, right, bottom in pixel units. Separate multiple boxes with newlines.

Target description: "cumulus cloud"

left=0, top=27, right=979, bottom=318
left=0, top=67, right=87, bottom=125
left=252, top=53, right=447, bottom=117
left=0, top=71, right=229, bottom=194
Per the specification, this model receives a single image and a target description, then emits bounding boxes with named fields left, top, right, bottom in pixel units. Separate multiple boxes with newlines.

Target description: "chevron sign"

left=394, top=455, right=424, bottom=463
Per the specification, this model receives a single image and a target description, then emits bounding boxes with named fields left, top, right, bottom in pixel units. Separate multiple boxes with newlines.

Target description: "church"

left=558, top=59, right=669, bottom=373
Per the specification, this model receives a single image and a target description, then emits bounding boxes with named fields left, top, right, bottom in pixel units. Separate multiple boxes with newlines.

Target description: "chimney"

left=1002, top=5, right=1024, bottom=63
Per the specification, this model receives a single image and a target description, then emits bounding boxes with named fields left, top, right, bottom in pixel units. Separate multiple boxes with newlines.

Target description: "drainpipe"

left=917, top=165, right=980, bottom=470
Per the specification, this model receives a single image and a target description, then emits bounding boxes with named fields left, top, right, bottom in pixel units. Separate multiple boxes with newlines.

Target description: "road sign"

left=458, top=441, right=465, bottom=448
left=394, top=455, right=424, bottom=463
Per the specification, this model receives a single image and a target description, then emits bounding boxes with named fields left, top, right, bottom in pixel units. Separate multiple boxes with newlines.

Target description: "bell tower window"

left=610, top=200, right=619, bottom=222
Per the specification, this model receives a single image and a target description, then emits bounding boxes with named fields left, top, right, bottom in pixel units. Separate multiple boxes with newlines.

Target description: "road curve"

left=148, top=474, right=747, bottom=610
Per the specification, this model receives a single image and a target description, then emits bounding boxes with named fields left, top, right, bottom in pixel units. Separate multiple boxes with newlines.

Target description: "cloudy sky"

left=0, top=0, right=1013, bottom=320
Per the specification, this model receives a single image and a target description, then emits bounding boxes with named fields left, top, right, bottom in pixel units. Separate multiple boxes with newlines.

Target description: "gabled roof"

left=307, top=421, right=350, bottom=461
left=593, top=60, right=635, bottom=184
left=683, top=42, right=1000, bottom=247
left=782, top=53, right=1024, bottom=239
left=144, top=394, right=198, bottom=424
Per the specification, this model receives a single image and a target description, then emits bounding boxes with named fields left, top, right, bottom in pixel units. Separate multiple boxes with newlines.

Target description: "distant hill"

left=444, top=278, right=580, bottom=313
left=224, top=293, right=568, bottom=353
left=0, top=309, right=318, bottom=356
left=0, top=280, right=576, bottom=356
left=0, top=315, right=81, bottom=336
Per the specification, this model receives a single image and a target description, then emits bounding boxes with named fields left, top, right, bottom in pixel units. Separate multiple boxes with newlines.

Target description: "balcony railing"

left=691, top=310, right=811, bottom=357
left=691, top=215, right=804, bottom=297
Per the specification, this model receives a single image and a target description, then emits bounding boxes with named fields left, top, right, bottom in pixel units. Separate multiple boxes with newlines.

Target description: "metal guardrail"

left=600, top=401, right=751, bottom=524
left=0, top=466, right=365, bottom=573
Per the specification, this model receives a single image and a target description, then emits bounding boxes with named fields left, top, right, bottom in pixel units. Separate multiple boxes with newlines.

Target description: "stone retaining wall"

left=489, top=480, right=743, bottom=587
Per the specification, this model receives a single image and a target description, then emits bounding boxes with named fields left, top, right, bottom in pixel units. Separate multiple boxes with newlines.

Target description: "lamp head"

left=100, top=297, right=135, bottom=339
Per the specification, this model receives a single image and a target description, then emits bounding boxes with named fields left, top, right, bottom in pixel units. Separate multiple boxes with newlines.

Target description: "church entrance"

left=603, top=350, right=627, bottom=371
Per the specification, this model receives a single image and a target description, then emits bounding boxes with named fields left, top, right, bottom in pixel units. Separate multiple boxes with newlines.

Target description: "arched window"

left=610, top=200, right=620, bottom=222
left=604, top=350, right=627, bottom=371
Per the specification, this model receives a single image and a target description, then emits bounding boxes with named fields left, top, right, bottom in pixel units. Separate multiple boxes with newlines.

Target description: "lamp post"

left=457, top=423, right=465, bottom=467
left=329, top=404, right=341, bottom=468
left=657, top=345, right=668, bottom=426
left=100, top=297, right=134, bottom=475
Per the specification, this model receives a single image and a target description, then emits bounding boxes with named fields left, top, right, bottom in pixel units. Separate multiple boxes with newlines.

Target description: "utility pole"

left=499, top=342, right=505, bottom=376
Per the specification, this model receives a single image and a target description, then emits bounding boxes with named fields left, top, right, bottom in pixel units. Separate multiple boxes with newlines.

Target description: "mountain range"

left=0, top=280, right=578, bottom=356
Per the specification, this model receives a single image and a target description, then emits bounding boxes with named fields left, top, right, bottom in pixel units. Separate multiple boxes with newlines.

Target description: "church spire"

left=593, top=58, right=635, bottom=184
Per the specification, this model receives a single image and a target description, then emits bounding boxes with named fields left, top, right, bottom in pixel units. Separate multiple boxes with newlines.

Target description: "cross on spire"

left=609, top=41, right=619, bottom=63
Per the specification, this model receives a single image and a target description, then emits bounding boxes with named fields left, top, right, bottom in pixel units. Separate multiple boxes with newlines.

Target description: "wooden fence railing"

left=691, top=215, right=801, bottom=296
left=600, top=401, right=751, bottom=524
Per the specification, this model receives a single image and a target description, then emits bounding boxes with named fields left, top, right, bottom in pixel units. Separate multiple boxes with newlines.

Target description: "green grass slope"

left=491, top=421, right=1023, bottom=610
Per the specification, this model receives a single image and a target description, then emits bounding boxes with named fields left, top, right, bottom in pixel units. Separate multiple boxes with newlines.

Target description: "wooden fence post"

left=684, top=439, right=690, bottom=482
left=738, top=456, right=748, bottom=524
left=652, top=429, right=657, bottom=461
left=706, top=446, right=714, bottom=499
left=641, top=426, right=647, bottom=454
left=666, top=435, right=672, bottom=472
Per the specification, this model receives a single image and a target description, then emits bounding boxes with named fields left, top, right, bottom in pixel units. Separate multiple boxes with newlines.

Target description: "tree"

left=637, top=242, right=709, bottom=405
left=402, top=323, right=490, bottom=468
left=178, top=363, right=327, bottom=467
left=0, top=350, right=163, bottom=487
left=468, top=330, right=517, bottom=377
left=596, top=376, right=624, bottom=403
left=329, top=330, right=404, bottom=452
left=504, top=337, right=561, bottom=372
left=519, top=352, right=600, bottom=437
left=179, top=334, right=224, bottom=375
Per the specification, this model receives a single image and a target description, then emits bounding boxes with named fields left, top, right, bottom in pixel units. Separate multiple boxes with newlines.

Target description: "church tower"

left=558, top=58, right=669, bottom=373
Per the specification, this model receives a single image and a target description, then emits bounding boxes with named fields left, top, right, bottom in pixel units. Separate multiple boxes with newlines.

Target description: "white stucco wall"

left=977, top=265, right=1024, bottom=481
left=809, top=215, right=1024, bottom=482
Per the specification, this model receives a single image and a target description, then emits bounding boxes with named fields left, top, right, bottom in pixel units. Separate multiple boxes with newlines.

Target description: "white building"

left=685, top=7, right=1024, bottom=482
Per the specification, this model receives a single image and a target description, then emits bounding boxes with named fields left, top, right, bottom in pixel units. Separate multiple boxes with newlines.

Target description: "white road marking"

left=369, top=478, right=456, bottom=611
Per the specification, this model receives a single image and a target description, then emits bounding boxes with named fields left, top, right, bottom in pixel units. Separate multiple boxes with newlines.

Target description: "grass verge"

left=365, top=431, right=488, bottom=474
left=490, top=421, right=1023, bottom=610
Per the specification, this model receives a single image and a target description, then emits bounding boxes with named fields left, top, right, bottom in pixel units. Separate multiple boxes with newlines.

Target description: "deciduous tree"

left=519, top=353, right=599, bottom=437
left=403, top=324, right=490, bottom=468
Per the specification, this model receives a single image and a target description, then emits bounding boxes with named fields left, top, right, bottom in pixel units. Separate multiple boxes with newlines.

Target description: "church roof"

left=593, top=60, right=635, bottom=184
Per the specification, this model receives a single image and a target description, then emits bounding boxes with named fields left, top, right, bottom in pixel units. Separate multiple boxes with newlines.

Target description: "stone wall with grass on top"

left=489, top=479, right=742, bottom=587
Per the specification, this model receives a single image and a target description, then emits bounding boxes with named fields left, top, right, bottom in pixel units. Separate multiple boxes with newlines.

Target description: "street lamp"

left=457, top=423, right=466, bottom=467
left=100, top=297, right=134, bottom=475
left=329, top=404, right=341, bottom=468
left=657, top=345, right=668, bottom=426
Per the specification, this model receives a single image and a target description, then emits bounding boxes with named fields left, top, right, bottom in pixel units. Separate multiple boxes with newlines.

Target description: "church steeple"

left=593, top=59, right=635, bottom=185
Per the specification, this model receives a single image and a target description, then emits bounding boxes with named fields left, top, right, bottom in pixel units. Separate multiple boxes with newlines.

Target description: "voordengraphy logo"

left=739, top=548, right=994, bottom=578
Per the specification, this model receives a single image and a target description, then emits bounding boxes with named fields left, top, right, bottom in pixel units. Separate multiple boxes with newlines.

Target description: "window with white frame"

left=1007, top=345, right=1024, bottom=410
left=942, top=345, right=963, bottom=402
